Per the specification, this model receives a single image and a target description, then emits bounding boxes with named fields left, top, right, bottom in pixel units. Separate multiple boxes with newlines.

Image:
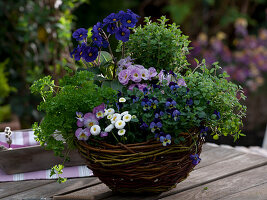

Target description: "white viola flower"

left=104, top=109, right=108, bottom=116
left=118, top=129, right=126, bottom=136
left=104, top=124, right=114, bottom=132
left=111, top=113, right=121, bottom=124
left=107, top=114, right=113, bottom=120
left=123, top=114, right=132, bottom=122
left=121, top=111, right=129, bottom=116
left=107, top=108, right=115, bottom=115
left=90, top=125, right=101, bottom=136
left=119, top=97, right=126, bottom=103
left=115, top=120, right=126, bottom=129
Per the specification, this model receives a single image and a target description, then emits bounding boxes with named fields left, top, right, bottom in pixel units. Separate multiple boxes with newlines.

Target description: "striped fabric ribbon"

left=0, top=129, right=93, bottom=182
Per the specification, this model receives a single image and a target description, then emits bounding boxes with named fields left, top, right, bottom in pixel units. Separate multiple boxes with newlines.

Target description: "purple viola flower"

left=115, top=27, right=130, bottom=42
left=76, top=112, right=84, bottom=127
left=160, top=134, right=171, bottom=146
left=77, top=119, right=84, bottom=127
left=103, top=13, right=119, bottom=24
left=214, top=110, right=221, bottom=120
left=169, top=82, right=179, bottom=92
left=172, top=109, right=181, bottom=121
left=71, top=43, right=86, bottom=61
left=72, top=28, right=88, bottom=41
left=82, top=46, right=98, bottom=62
left=107, top=23, right=117, bottom=34
left=154, top=110, right=164, bottom=119
left=75, top=128, right=90, bottom=141
left=148, top=67, right=157, bottom=80
left=83, top=113, right=99, bottom=128
left=140, top=122, right=148, bottom=130
left=150, top=119, right=162, bottom=133
left=138, top=83, right=148, bottom=91
left=143, top=87, right=149, bottom=95
left=186, top=98, right=193, bottom=106
left=118, top=69, right=130, bottom=85
left=150, top=97, right=159, bottom=109
left=155, top=132, right=165, bottom=141
left=177, top=78, right=187, bottom=87
left=100, top=132, right=108, bottom=137
left=190, top=154, right=201, bottom=165
left=165, top=98, right=177, bottom=108
left=129, top=67, right=142, bottom=82
left=158, top=70, right=166, bottom=83
left=101, top=40, right=109, bottom=48
left=126, top=9, right=140, bottom=19
left=93, top=103, right=105, bottom=119
left=141, top=97, right=151, bottom=111
left=131, top=95, right=139, bottom=103
left=200, top=126, right=209, bottom=137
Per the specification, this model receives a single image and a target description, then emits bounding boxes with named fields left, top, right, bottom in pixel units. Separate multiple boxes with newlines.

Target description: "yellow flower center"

left=134, top=73, right=138, bottom=77
left=89, top=53, right=93, bottom=57
left=124, top=74, right=128, bottom=79
left=94, top=38, right=97, bottom=41
left=142, top=73, right=145, bottom=77
left=89, top=122, right=94, bottom=127
left=127, top=20, right=131, bottom=24
left=80, top=133, right=86, bottom=138
left=125, top=116, right=129, bottom=119
left=79, top=34, right=82, bottom=37
left=93, top=128, right=96, bottom=131
left=113, top=18, right=116, bottom=21
left=121, top=32, right=125, bottom=36
left=80, top=51, right=83, bottom=56
left=118, top=122, right=122, bottom=125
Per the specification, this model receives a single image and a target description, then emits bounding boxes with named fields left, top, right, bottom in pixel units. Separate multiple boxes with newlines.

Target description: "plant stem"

left=122, top=42, right=125, bottom=58
left=111, top=131, right=120, bottom=143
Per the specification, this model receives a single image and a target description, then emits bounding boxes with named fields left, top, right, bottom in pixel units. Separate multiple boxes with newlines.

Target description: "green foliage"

left=31, top=70, right=117, bottom=156
left=124, top=16, right=190, bottom=72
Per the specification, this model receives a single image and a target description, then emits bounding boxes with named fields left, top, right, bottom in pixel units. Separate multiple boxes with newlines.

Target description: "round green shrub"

left=124, top=16, right=190, bottom=72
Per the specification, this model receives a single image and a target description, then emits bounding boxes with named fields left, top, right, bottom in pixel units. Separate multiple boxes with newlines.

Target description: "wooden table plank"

left=0, top=180, right=55, bottom=199
left=1, top=177, right=100, bottom=200
left=220, top=182, right=267, bottom=200
left=159, top=165, right=267, bottom=200
left=102, top=152, right=267, bottom=200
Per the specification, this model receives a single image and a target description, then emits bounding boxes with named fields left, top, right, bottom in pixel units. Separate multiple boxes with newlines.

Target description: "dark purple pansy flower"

left=143, top=87, right=149, bottom=95
left=92, top=22, right=103, bottom=34
left=120, top=13, right=138, bottom=28
left=214, top=110, right=221, bottom=120
left=72, top=43, right=87, bottom=61
left=169, top=82, right=179, bottom=92
left=190, top=154, right=201, bottom=165
left=107, top=23, right=117, bottom=34
left=72, top=28, right=88, bottom=41
left=82, top=46, right=98, bottom=62
left=115, top=27, right=130, bottom=42
left=103, top=13, right=119, bottom=24
left=92, top=34, right=103, bottom=47
left=101, top=40, right=109, bottom=48
left=186, top=98, right=193, bottom=106
left=200, top=126, right=209, bottom=137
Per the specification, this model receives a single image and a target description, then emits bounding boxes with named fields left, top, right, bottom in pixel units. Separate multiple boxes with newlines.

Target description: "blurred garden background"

left=0, top=0, right=266, bottom=147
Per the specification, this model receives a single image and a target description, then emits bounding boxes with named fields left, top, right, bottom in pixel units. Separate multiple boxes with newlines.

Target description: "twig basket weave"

left=76, top=132, right=203, bottom=193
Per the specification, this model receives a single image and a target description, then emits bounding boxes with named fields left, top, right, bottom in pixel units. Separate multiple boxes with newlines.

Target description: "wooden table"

left=1, top=143, right=267, bottom=200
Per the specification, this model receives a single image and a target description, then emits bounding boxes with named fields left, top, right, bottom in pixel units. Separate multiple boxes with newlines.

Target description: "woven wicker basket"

left=76, top=132, right=203, bottom=194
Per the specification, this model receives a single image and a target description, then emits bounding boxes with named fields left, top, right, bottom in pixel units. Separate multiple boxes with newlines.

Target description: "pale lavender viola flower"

left=76, top=112, right=84, bottom=127
left=128, top=84, right=138, bottom=91
left=118, top=69, right=130, bottom=85
left=100, top=132, right=108, bottom=137
left=166, top=74, right=175, bottom=84
left=75, top=128, right=91, bottom=141
left=137, top=83, right=148, bottom=91
left=148, top=67, right=157, bottom=80
left=83, top=113, right=99, bottom=128
left=140, top=68, right=149, bottom=80
left=158, top=70, right=166, bottom=83
left=177, top=78, right=187, bottom=87
left=77, top=119, right=84, bottom=127
left=129, top=67, right=142, bottom=82
left=93, top=103, right=105, bottom=119
left=134, top=64, right=145, bottom=69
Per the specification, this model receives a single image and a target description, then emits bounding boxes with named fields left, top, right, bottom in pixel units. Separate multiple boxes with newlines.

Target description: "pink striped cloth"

left=0, top=129, right=93, bottom=182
